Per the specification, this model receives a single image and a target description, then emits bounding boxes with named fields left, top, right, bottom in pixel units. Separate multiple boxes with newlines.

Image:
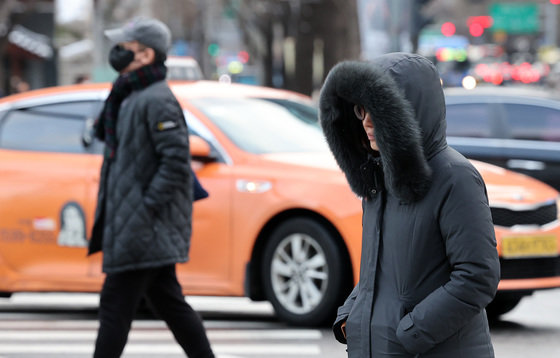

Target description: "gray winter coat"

left=319, top=53, right=500, bottom=357
left=89, top=80, right=193, bottom=274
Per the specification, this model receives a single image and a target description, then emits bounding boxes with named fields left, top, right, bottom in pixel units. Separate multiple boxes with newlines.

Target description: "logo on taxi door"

left=57, top=202, right=88, bottom=248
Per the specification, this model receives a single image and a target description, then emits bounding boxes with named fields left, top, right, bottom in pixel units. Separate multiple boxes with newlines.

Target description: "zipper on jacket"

left=367, top=189, right=387, bottom=357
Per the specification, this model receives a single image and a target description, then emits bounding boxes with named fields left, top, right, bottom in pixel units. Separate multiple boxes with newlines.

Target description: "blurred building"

left=0, top=0, right=57, bottom=95
left=84, top=0, right=359, bottom=96
left=8, top=0, right=557, bottom=95
left=55, top=0, right=94, bottom=85
left=1, top=0, right=359, bottom=96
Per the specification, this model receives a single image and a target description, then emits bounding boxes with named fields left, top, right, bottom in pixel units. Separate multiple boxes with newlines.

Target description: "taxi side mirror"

left=189, top=135, right=213, bottom=161
left=82, top=118, right=95, bottom=147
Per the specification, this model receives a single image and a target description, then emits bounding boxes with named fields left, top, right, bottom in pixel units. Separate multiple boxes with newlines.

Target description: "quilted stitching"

left=93, top=81, right=192, bottom=273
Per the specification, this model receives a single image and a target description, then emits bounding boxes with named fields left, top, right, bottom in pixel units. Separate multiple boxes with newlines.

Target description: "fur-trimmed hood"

left=319, top=53, right=447, bottom=202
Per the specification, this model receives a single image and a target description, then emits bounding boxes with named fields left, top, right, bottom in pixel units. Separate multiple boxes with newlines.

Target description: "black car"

left=445, top=86, right=560, bottom=191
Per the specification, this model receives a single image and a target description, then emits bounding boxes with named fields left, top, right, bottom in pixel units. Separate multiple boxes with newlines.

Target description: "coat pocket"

left=344, top=301, right=362, bottom=356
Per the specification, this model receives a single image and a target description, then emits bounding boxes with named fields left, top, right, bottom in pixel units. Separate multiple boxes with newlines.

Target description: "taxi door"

left=0, top=101, right=101, bottom=292
left=174, top=114, right=234, bottom=295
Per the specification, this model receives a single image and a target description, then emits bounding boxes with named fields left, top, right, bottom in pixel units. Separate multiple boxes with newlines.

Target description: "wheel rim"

left=270, top=233, right=329, bottom=314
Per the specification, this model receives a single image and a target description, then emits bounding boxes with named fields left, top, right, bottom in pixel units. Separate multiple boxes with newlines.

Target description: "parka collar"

left=319, top=53, right=443, bottom=202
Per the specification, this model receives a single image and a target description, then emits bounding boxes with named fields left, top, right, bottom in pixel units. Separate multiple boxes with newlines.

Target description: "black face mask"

left=109, top=45, right=134, bottom=72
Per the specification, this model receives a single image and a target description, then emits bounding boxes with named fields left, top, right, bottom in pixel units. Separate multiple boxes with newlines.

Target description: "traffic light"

left=208, top=43, right=220, bottom=57
left=467, top=16, right=493, bottom=38
left=441, top=22, right=456, bottom=37
left=469, top=22, right=484, bottom=37
left=237, top=51, right=250, bottom=64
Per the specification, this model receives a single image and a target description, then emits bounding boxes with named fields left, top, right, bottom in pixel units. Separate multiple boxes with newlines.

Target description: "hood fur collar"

left=319, top=54, right=437, bottom=202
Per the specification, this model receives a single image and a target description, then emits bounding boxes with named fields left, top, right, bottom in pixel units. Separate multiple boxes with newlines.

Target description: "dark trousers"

left=93, top=265, right=215, bottom=358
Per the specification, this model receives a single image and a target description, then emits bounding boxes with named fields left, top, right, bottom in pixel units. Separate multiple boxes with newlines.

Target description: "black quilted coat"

left=320, top=53, right=500, bottom=357
left=89, top=80, right=192, bottom=274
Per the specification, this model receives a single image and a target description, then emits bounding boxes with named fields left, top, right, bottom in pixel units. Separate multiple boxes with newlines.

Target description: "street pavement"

left=0, top=289, right=559, bottom=357
left=0, top=294, right=345, bottom=358
left=491, top=288, right=560, bottom=357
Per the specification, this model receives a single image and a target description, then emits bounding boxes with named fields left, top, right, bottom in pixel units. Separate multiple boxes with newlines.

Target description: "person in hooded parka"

left=319, top=53, right=500, bottom=357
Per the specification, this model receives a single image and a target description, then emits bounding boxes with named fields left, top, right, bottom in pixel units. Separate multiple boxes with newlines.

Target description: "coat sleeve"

left=332, top=283, right=359, bottom=344
left=396, top=165, right=500, bottom=354
left=142, top=95, right=191, bottom=211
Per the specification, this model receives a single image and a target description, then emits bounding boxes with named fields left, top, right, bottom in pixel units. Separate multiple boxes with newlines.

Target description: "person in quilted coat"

left=319, top=53, right=500, bottom=357
left=88, top=17, right=214, bottom=358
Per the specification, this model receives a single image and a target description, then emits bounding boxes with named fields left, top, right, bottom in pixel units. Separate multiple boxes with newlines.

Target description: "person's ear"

left=140, top=47, right=156, bottom=65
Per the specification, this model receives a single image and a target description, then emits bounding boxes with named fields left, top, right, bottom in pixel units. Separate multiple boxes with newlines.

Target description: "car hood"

left=260, top=152, right=341, bottom=171
left=472, top=160, right=558, bottom=206
left=254, top=156, right=558, bottom=206
left=256, top=151, right=353, bottom=188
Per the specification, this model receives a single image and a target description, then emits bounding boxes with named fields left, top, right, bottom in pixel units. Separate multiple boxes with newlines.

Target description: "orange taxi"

left=0, top=82, right=559, bottom=325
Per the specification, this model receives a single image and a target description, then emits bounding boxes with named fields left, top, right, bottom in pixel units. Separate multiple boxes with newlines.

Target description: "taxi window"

left=502, top=104, right=560, bottom=142
left=167, top=66, right=203, bottom=81
left=190, top=97, right=325, bottom=154
left=0, top=101, right=102, bottom=153
left=446, top=103, right=493, bottom=138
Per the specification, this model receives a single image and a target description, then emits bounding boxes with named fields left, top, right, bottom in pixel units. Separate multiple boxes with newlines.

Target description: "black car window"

left=0, top=101, right=103, bottom=154
left=502, top=104, right=560, bottom=142
left=446, top=103, right=493, bottom=138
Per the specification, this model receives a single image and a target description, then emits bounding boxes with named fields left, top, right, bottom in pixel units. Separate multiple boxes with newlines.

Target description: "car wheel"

left=486, top=292, right=525, bottom=319
left=262, top=217, right=349, bottom=326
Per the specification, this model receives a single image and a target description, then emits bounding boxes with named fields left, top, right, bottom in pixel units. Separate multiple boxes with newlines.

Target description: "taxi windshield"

left=189, top=97, right=328, bottom=154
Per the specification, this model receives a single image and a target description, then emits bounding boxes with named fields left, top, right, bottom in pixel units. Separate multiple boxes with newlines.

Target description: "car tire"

left=261, top=217, right=349, bottom=327
left=486, top=292, right=525, bottom=319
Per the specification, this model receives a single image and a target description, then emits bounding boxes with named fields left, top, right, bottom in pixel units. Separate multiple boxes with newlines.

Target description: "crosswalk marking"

left=0, top=293, right=276, bottom=316
left=0, top=319, right=275, bottom=330
left=0, top=329, right=322, bottom=341
left=0, top=343, right=321, bottom=355
left=0, top=321, right=323, bottom=357
left=0, top=294, right=333, bottom=357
